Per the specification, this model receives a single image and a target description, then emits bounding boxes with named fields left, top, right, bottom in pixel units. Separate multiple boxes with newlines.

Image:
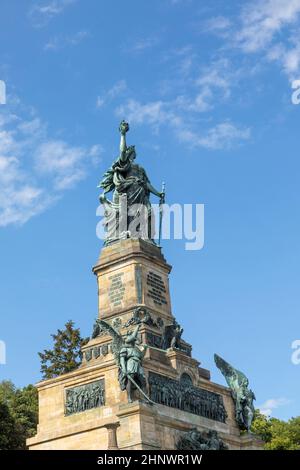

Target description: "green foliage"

left=251, top=409, right=273, bottom=442
left=0, top=320, right=87, bottom=449
left=252, top=410, right=300, bottom=450
left=13, top=385, right=38, bottom=439
left=38, top=320, right=89, bottom=379
left=0, top=381, right=38, bottom=450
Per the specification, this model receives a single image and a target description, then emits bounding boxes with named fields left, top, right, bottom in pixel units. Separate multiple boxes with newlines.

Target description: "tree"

left=0, top=380, right=16, bottom=404
left=13, top=385, right=38, bottom=441
left=251, top=410, right=272, bottom=442
left=0, top=401, right=21, bottom=450
left=38, top=320, right=88, bottom=379
left=251, top=411, right=300, bottom=450
left=0, top=321, right=87, bottom=449
left=0, top=381, right=38, bottom=449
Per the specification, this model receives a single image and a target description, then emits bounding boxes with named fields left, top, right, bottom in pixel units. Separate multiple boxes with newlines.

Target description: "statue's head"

left=241, top=376, right=249, bottom=388
left=190, top=427, right=199, bottom=438
left=126, top=145, right=136, bottom=162
left=125, top=333, right=135, bottom=345
left=125, top=324, right=140, bottom=345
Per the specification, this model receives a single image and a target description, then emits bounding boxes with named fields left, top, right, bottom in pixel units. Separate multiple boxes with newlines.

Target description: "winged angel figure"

left=214, top=354, right=256, bottom=432
left=95, top=319, right=153, bottom=404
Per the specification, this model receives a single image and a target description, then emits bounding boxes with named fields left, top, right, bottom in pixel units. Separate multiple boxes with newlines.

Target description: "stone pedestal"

left=27, top=239, right=263, bottom=450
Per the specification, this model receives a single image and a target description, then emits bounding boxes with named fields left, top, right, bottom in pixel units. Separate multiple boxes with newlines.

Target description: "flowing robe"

left=100, top=154, right=155, bottom=244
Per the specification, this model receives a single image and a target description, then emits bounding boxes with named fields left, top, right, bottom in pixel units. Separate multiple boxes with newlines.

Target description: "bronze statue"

left=162, top=319, right=183, bottom=350
left=176, top=428, right=228, bottom=450
left=96, top=319, right=152, bottom=403
left=214, top=354, right=256, bottom=432
left=119, top=324, right=148, bottom=403
left=98, top=121, right=164, bottom=245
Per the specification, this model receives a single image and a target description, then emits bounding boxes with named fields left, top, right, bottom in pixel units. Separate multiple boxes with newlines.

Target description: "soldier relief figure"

left=65, top=381, right=105, bottom=415
left=98, top=121, right=165, bottom=245
left=148, top=372, right=227, bottom=423
left=176, top=428, right=228, bottom=450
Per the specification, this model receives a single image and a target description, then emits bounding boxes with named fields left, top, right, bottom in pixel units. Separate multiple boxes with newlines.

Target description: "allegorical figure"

left=214, top=354, right=256, bottom=432
left=98, top=121, right=164, bottom=245
left=119, top=324, right=148, bottom=403
left=94, top=319, right=151, bottom=404
left=162, top=319, right=184, bottom=350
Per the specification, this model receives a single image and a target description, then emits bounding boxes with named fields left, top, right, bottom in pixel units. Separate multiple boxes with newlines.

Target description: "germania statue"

left=98, top=121, right=165, bottom=245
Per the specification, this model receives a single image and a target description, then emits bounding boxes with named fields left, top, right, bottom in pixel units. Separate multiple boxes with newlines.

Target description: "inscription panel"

left=108, top=272, right=125, bottom=307
left=146, top=271, right=168, bottom=306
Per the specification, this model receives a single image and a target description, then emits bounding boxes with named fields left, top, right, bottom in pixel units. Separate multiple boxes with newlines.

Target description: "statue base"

left=27, top=240, right=263, bottom=450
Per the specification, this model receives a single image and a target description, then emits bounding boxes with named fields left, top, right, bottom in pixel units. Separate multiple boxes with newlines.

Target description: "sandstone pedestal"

left=27, top=239, right=263, bottom=450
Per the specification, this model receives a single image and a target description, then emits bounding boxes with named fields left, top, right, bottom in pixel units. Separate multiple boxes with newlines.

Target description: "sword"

left=126, top=374, right=155, bottom=405
left=158, top=182, right=165, bottom=247
left=147, top=345, right=166, bottom=353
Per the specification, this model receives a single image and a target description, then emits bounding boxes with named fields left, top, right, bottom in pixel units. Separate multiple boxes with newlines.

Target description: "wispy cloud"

left=258, top=397, right=291, bottom=416
left=131, top=36, right=160, bottom=53
left=236, top=0, right=300, bottom=79
left=96, top=80, right=127, bottom=109
left=44, top=30, right=89, bottom=51
left=0, top=98, right=102, bottom=227
left=116, top=98, right=250, bottom=150
left=236, top=0, right=300, bottom=53
left=202, top=15, right=232, bottom=35
left=184, top=57, right=236, bottom=112
left=177, top=122, right=251, bottom=150
left=114, top=49, right=249, bottom=151
left=204, top=0, right=300, bottom=80
left=29, top=0, right=77, bottom=27
left=201, top=0, right=300, bottom=81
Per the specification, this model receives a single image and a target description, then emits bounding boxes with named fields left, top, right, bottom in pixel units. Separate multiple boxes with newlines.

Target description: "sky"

left=0, top=0, right=300, bottom=421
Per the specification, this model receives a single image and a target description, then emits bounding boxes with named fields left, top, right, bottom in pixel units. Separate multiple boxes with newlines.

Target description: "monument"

left=27, top=122, right=263, bottom=450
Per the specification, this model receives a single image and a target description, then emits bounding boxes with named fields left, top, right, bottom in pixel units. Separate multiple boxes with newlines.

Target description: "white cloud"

left=0, top=101, right=102, bottom=227
left=115, top=50, right=249, bottom=150
left=203, top=1, right=300, bottom=80
left=178, top=122, right=251, bottom=150
left=160, top=45, right=197, bottom=79
left=0, top=143, right=54, bottom=227
left=237, top=0, right=300, bottom=53
left=230, top=0, right=300, bottom=79
left=258, top=397, right=291, bottom=416
left=130, top=36, right=160, bottom=53
left=29, top=0, right=77, bottom=27
left=116, top=98, right=182, bottom=132
left=187, top=58, right=235, bottom=111
left=165, top=58, right=234, bottom=115
left=267, top=40, right=300, bottom=78
left=116, top=98, right=250, bottom=150
left=35, top=140, right=89, bottom=190
left=203, top=15, right=232, bottom=34
left=96, top=80, right=127, bottom=109
left=44, top=30, right=89, bottom=51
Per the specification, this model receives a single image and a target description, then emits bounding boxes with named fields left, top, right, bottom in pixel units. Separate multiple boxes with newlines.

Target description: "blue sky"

left=0, top=0, right=300, bottom=420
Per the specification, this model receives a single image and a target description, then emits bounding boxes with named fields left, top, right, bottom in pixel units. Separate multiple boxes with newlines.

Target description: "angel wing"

left=96, top=319, right=124, bottom=365
left=214, top=354, right=248, bottom=394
